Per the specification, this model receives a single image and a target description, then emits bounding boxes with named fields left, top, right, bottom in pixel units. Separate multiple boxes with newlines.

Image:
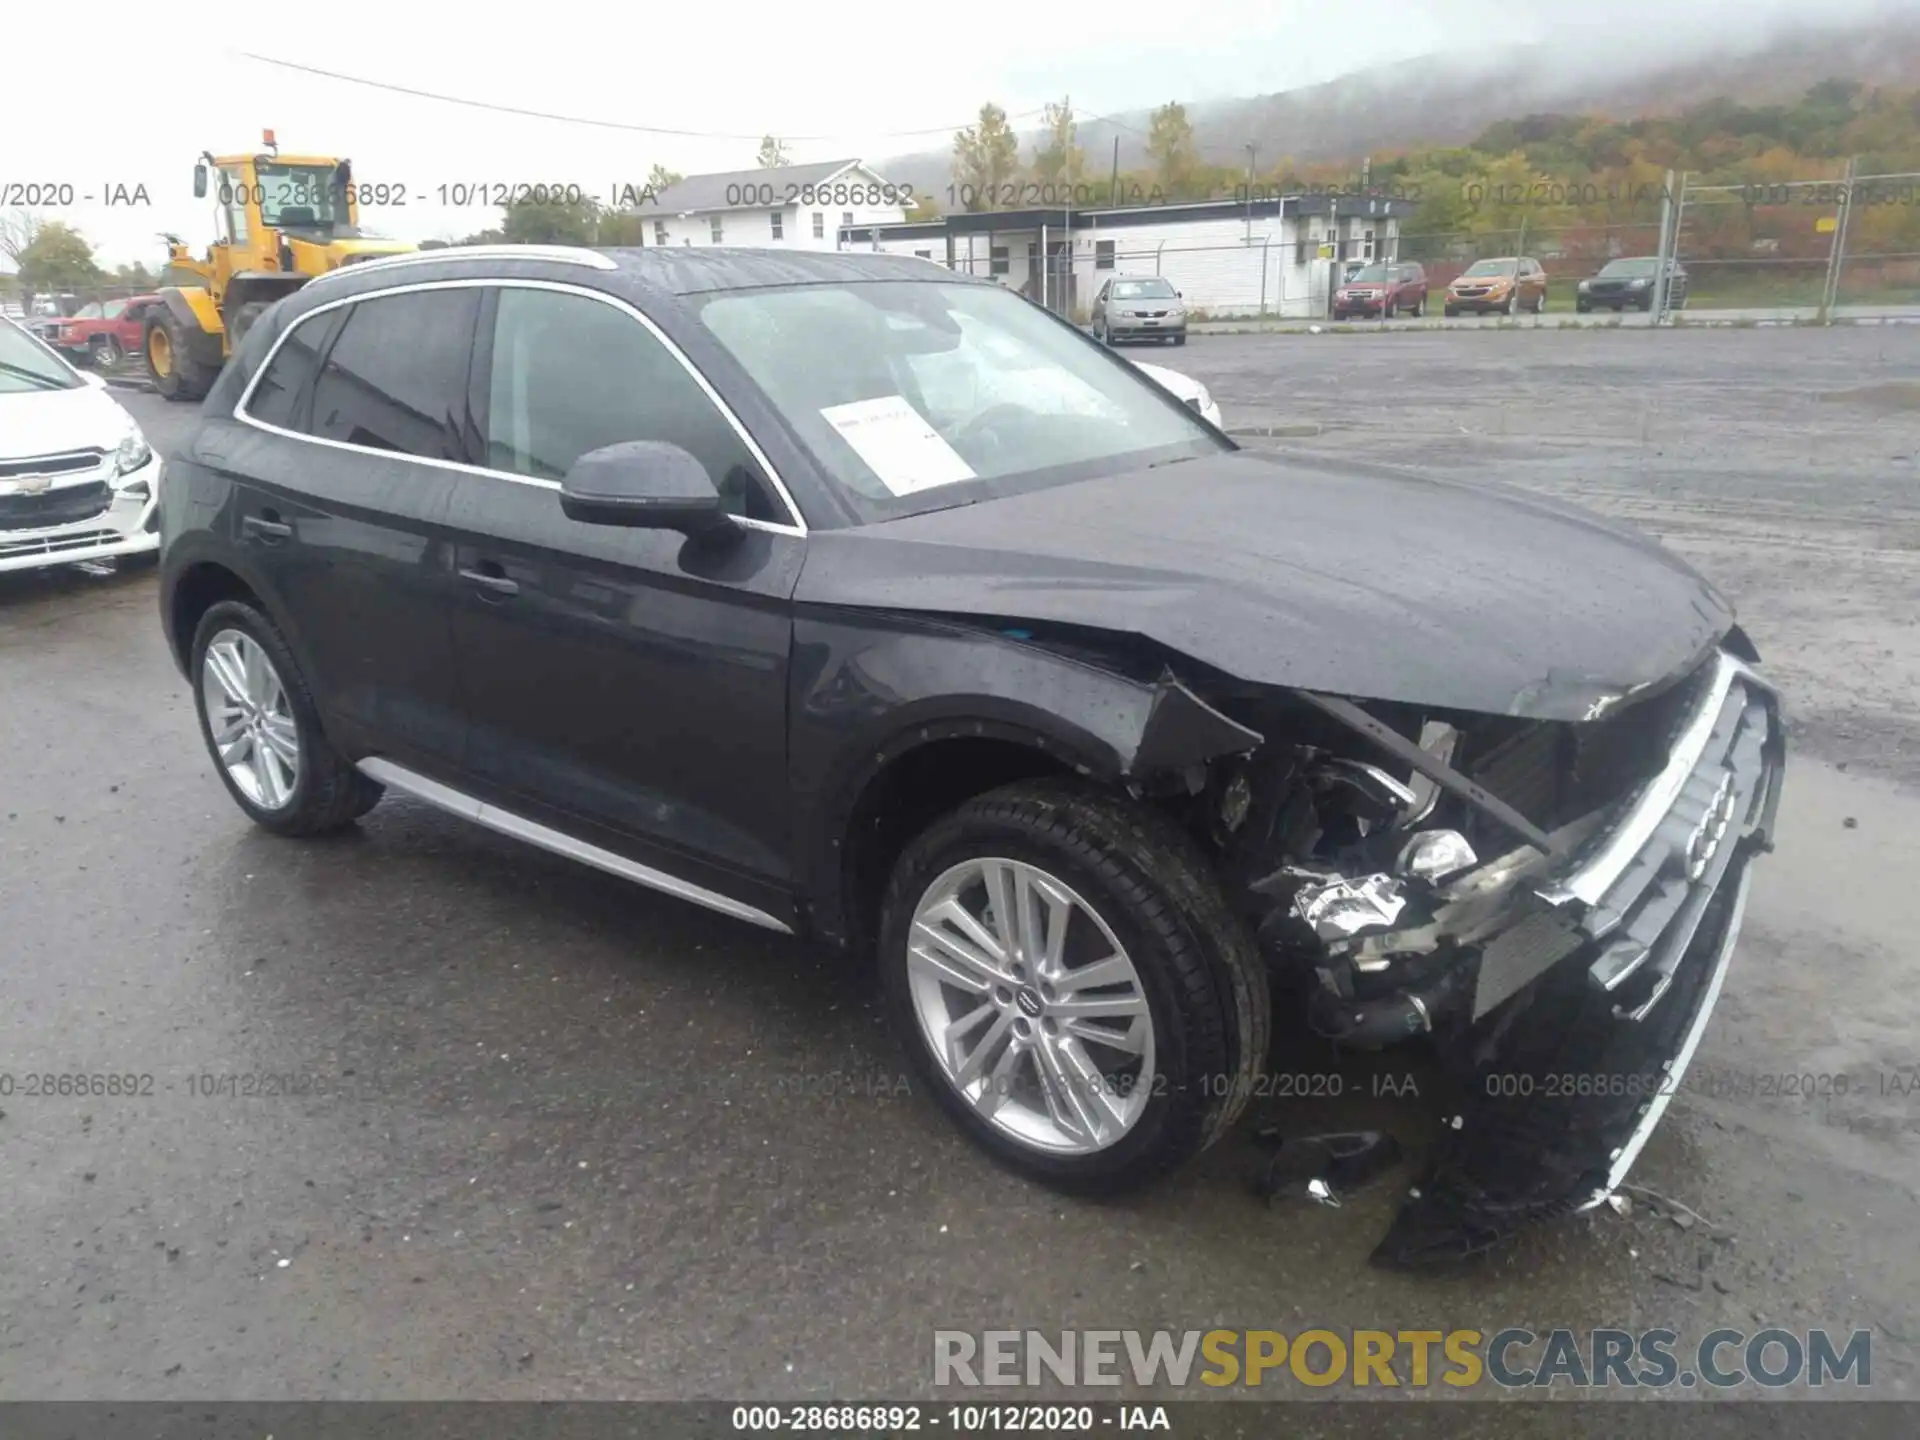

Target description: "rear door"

left=443, top=282, right=804, bottom=914
left=231, top=285, right=479, bottom=770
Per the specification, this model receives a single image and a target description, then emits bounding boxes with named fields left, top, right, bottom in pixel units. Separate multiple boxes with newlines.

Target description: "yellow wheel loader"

left=145, top=130, right=416, bottom=401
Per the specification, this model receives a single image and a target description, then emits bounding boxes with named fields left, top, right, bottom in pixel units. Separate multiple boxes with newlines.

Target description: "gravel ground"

left=1, top=331, right=1917, bottom=1420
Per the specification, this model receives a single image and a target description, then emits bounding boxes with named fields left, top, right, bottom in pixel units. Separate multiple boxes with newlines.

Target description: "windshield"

left=1462, top=259, right=1517, bottom=277
left=1346, top=265, right=1395, bottom=283
left=698, top=280, right=1225, bottom=522
left=258, top=163, right=342, bottom=228
left=1109, top=279, right=1178, bottom=300
left=1599, top=258, right=1660, bottom=278
left=0, top=319, right=81, bottom=393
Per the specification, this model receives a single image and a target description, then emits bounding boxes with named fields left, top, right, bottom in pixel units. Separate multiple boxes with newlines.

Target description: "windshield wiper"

left=0, top=360, right=68, bottom=390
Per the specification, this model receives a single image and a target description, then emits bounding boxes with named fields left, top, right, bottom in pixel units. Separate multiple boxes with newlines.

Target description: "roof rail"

left=307, top=244, right=618, bottom=286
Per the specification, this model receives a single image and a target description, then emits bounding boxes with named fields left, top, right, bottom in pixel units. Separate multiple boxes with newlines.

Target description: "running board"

left=356, top=758, right=794, bottom=935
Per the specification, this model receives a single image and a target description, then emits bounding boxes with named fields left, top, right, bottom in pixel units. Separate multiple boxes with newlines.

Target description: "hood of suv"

left=796, top=449, right=1732, bottom=721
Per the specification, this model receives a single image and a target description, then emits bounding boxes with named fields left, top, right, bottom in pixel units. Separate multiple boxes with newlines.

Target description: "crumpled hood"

left=794, top=449, right=1734, bottom=721
left=0, top=383, right=136, bottom=460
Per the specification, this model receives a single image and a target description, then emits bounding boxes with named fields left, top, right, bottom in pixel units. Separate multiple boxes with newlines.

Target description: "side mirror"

left=193, top=163, right=208, bottom=199
left=559, top=441, right=730, bottom=535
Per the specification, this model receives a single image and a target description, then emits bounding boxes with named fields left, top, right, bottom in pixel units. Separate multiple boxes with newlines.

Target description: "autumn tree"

left=952, top=103, right=1020, bottom=210
left=756, top=135, right=790, bottom=169
left=16, top=221, right=100, bottom=309
left=1031, top=98, right=1086, bottom=188
left=498, top=194, right=602, bottom=245
left=1146, top=102, right=1201, bottom=197
left=647, top=163, right=684, bottom=194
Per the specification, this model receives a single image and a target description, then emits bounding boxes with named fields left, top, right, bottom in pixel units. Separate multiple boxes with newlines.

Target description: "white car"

left=0, top=316, right=162, bottom=575
left=1133, top=359, right=1223, bottom=429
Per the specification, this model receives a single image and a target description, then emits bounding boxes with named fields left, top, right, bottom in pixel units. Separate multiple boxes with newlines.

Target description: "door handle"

left=458, top=565, right=520, bottom=599
left=241, top=512, right=291, bottom=543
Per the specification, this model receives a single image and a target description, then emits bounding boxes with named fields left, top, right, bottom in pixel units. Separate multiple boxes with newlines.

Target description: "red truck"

left=45, top=295, right=163, bottom=369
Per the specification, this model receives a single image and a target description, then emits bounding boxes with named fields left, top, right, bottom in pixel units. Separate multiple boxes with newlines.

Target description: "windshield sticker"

left=819, top=395, right=977, bottom=496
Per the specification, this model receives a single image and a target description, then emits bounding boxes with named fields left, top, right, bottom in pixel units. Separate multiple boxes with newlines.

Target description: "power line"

left=230, top=51, right=1047, bottom=143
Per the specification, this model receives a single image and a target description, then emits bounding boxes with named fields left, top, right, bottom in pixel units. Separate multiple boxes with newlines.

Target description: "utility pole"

left=1650, top=169, right=1676, bottom=324
left=1245, top=142, right=1257, bottom=243
left=1110, top=136, right=1120, bottom=208
left=1820, top=156, right=1858, bottom=323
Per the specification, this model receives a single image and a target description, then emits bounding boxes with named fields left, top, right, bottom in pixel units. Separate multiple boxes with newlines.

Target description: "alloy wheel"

left=905, top=856, right=1155, bottom=1156
left=200, top=628, right=302, bottom=809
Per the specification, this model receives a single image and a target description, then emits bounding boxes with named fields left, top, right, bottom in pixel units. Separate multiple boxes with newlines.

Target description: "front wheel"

left=191, top=600, right=384, bottom=837
left=880, top=780, right=1271, bottom=1193
left=146, top=309, right=215, bottom=402
left=90, top=335, right=123, bottom=369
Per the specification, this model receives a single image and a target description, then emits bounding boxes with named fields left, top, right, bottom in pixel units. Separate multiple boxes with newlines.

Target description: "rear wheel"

left=146, top=309, right=215, bottom=402
left=880, top=779, right=1271, bottom=1193
left=1504, top=293, right=1519, bottom=317
left=191, top=599, right=383, bottom=836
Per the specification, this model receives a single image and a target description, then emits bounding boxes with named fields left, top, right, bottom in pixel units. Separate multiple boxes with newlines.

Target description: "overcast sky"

left=6, top=0, right=1905, bottom=267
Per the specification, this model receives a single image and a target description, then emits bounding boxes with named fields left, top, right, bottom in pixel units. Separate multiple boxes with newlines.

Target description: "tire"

left=879, top=779, right=1271, bottom=1194
left=1576, top=301, right=1591, bottom=314
left=228, top=300, right=271, bottom=348
left=146, top=309, right=216, bottom=402
left=1412, top=297, right=1425, bottom=317
left=1444, top=305, right=1458, bottom=318
left=90, top=335, right=123, bottom=369
left=1172, top=333, right=1187, bottom=346
left=1504, top=293, right=1519, bottom=317
left=190, top=599, right=383, bottom=837
left=1533, top=293, right=1546, bottom=314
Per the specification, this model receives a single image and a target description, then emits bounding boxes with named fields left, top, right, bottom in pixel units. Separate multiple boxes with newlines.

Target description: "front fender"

left=788, top=612, right=1262, bottom=940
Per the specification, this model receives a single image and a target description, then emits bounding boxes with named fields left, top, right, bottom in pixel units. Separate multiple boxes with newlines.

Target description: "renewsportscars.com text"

left=933, top=1327, right=1871, bottom=1390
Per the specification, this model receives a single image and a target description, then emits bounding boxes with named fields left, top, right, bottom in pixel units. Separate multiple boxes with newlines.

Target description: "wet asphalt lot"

left=3, top=327, right=1919, bottom=1413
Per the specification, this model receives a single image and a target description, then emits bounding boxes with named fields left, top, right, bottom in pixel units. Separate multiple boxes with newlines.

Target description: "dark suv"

left=158, top=245, right=1782, bottom=1266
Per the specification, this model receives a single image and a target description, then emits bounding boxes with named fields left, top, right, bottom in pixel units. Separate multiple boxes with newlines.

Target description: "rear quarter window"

left=242, top=309, right=345, bottom=431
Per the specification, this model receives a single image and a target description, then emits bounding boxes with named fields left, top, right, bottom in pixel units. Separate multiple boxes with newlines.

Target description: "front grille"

left=0, top=528, right=123, bottom=560
left=1465, top=663, right=1712, bottom=834
left=0, top=481, right=114, bottom=532
left=0, top=449, right=103, bottom=480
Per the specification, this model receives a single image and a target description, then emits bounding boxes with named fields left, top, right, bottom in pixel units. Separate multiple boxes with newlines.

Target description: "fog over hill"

left=875, top=6, right=1920, bottom=199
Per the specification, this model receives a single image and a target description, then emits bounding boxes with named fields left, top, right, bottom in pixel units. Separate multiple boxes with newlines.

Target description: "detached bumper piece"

left=1372, top=653, right=1784, bottom=1268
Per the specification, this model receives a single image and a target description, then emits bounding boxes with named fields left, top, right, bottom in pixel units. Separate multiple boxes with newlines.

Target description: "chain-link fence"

left=912, top=167, right=1917, bottom=325
left=1672, top=166, right=1919, bottom=318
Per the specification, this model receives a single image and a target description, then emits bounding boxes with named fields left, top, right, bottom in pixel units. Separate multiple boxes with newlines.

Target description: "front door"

left=444, top=283, right=803, bottom=910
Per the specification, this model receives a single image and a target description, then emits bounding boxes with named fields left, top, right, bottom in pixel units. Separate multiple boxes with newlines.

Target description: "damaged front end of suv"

left=1153, top=637, right=1785, bottom=1265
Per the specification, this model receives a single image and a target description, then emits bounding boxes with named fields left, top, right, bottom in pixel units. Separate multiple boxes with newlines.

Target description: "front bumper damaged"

left=1279, top=651, right=1784, bottom=1266
left=1390, top=652, right=1780, bottom=1264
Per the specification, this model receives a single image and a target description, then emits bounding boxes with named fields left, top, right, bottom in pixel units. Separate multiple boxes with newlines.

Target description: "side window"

left=308, top=289, right=479, bottom=460
left=244, top=308, right=345, bottom=430
left=483, top=287, right=784, bottom=523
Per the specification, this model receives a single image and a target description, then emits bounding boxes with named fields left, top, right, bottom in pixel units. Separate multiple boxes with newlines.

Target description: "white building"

left=635, top=158, right=910, bottom=250
left=843, top=194, right=1414, bottom=320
